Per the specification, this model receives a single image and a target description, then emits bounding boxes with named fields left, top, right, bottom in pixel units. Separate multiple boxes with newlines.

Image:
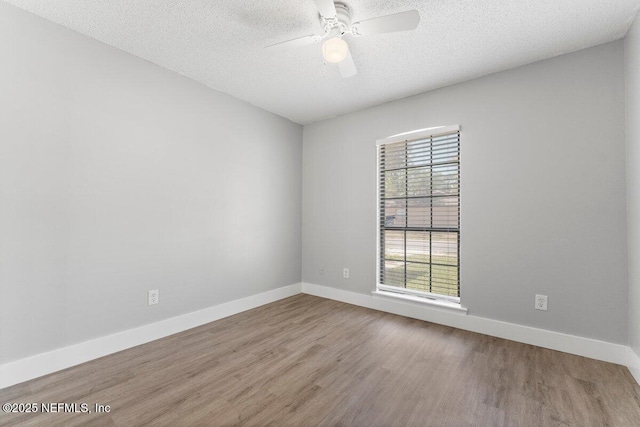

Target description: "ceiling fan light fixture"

left=265, top=2, right=420, bottom=79
left=322, top=37, right=349, bottom=63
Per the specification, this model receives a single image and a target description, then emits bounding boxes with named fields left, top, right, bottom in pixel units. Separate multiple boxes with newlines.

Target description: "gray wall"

left=303, top=41, right=628, bottom=344
left=0, top=3, right=302, bottom=364
left=627, top=14, right=640, bottom=356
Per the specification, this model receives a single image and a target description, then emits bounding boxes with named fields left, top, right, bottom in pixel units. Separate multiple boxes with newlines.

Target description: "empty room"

left=2, top=0, right=640, bottom=425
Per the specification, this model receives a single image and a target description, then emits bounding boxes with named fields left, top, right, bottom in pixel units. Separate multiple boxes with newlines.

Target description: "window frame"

left=376, top=125, right=461, bottom=303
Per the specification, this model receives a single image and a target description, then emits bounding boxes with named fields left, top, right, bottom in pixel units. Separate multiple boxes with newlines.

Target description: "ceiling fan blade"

left=265, top=34, right=322, bottom=52
left=313, top=0, right=337, bottom=18
left=351, top=10, right=420, bottom=36
left=338, top=50, right=357, bottom=78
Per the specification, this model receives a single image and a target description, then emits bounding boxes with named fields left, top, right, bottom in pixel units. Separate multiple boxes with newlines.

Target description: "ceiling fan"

left=265, top=0, right=420, bottom=78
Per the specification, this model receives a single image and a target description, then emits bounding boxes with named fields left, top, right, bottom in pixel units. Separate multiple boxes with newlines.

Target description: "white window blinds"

left=377, top=126, right=460, bottom=300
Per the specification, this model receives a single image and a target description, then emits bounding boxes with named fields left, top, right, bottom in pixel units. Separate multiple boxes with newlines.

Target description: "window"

left=377, top=126, right=460, bottom=302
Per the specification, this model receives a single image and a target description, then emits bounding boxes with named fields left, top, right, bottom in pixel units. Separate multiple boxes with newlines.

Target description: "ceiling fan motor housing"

left=321, top=2, right=352, bottom=36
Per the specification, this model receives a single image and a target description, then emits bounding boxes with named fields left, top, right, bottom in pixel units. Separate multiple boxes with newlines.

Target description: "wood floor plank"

left=1, top=294, right=639, bottom=426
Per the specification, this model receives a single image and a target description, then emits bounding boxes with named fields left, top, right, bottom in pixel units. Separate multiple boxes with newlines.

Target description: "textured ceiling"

left=4, top=0, right=640, bottom=124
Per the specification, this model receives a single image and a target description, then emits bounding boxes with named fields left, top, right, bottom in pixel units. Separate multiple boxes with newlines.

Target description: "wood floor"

left=1, top=294, right=640, bottom=426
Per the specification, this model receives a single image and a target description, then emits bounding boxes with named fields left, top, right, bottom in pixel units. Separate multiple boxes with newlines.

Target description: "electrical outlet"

left=535, top=294, right=547, bottom=311
left=320, top=265, right=325, bottom=275
left=343, top=268, right=349, bottom=279
left=148, top=289, right=159, bottom=306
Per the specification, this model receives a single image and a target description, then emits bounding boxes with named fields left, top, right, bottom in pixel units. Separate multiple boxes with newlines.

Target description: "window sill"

left=371, top=290, right=468, bottom=314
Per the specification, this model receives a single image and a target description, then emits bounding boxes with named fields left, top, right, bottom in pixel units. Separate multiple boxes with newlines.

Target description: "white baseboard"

left=627, top=347, right=640, bottom=385
left=301, top=282, right=630, bottom=367
left=0, top=283, right=302, bottom=389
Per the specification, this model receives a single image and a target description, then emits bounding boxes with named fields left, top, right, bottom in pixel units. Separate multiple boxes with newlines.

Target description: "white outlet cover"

left=535, top=294, right=547, bottom=311
left=148, top=289, right=159, bottom=306
left=343, top=268, right=349, bottom=279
